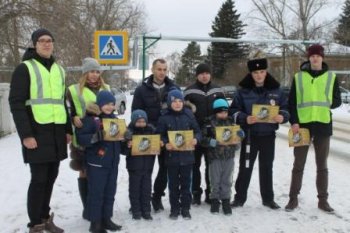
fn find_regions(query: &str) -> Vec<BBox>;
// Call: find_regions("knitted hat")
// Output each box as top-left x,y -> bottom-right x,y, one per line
96,90 -> 116,108
247,49 -> 268,72
131,109 -> 148,125
167,89 -> 184,107
307,44 -> 324,58
195,63 -> 211,76
31,28 -> 54,46
213,98 -> 229,114
82,57 -> 101,74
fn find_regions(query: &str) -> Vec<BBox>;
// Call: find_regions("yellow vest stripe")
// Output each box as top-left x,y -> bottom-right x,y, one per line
29,60 -> 44,99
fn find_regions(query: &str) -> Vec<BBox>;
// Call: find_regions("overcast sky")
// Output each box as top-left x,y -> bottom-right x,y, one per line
136,0 -> 344,59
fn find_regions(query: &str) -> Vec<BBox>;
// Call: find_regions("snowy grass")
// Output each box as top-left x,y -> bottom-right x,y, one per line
0,95 -> 349,233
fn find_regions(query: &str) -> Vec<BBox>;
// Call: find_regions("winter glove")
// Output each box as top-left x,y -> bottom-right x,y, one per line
209,139 -> 217,148
90,129 -> 104,143
124,130 -> 133,141
236,129 -> 245,139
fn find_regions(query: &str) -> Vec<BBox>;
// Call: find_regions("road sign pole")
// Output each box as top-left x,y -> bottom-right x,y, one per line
141,35 -> 161,80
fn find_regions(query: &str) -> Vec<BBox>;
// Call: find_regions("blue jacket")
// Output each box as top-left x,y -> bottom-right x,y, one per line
229,73 -> 289,136
123,124 -> 156,171
131,75 -> 179,125
75,104 -> 120,168
156,108 -> 202,166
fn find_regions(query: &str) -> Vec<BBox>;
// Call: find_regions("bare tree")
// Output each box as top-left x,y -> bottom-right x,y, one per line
249,0 -> 338,85
0,0 -> 147,83
251,0 -> 335,41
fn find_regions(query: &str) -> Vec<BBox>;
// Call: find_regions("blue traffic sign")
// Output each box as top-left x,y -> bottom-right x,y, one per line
94,31 -> 128,64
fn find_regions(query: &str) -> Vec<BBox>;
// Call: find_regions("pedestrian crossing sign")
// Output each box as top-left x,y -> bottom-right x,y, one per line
94,30 -> 128,65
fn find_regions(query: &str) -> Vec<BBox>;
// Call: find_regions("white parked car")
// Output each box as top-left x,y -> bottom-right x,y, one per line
111,87 -> 127,114
340,86 -> 350,104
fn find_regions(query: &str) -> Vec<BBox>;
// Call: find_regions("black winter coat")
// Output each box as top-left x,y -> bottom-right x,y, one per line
123,124 -> 156,171
184,81 -> 225,126
131,75 -> 179,125
288,61 -> 341,136
156,108 -> 202,166
8,48 -> 72,163
229,73 -> 289,136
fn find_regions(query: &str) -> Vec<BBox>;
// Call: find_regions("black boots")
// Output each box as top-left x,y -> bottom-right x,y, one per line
78,177 -> 88,219
222,199 -> 232,215
181,209 -> 191,220
89,222 -> 107,233
263,201 -> 281,210
192,191 -> 201,205
210,199 -> 220,214
230,199 -> 244,208
151,195 -> 164,212
103,218 -> 122,231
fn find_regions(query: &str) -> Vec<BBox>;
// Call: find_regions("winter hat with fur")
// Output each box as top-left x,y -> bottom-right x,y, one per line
247,49 -> 268,72
167,89 -> 184,107
82,57 -> 101,74
31,28 -> 54,46
213,98 -> 229,114
195,63 -> 211,76
96,90 -> 116,108
307,44 -> 324,58
131,109 -> 148,125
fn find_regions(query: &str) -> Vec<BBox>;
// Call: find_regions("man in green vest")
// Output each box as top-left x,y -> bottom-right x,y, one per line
9,28 -> 72,233
285,44 -> 341,213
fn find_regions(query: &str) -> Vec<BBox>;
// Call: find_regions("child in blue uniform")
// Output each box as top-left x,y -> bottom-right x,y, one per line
156,90 -> 201,220
124,109 -> 157,220
76,90 -> 122,233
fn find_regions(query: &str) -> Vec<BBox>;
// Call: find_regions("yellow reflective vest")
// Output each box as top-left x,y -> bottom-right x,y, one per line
24,59 -> 67,124
68,83 -> 110,147
68,84 -> 110,118
295,71 -> 335,123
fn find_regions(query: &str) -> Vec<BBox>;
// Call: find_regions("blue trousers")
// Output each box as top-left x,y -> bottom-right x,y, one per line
167,165 -> 192,213
86,164 -> 118,221
128,169 -> 152,215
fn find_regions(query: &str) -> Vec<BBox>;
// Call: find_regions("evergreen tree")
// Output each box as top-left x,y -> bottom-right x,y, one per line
209,0 -> 246,79
335,0 -> 350,46
175,41 -> 203,85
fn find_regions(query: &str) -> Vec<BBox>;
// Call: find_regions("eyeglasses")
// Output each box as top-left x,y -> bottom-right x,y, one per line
37,39 -> 54,44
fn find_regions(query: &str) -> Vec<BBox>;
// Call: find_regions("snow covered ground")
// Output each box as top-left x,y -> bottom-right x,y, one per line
0,94 -> 349,233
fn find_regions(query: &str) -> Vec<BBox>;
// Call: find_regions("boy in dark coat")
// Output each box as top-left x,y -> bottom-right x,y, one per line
76,90 -> 122,233
123,109 -> 157,220
229,50 -> 290,210
201,98 -> 245,215
156,90 -> 202,220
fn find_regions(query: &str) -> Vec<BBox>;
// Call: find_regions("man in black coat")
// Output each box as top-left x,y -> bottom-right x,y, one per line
131,58 -> 179,212
183,63 -> 225,205
9,28 -> 72,233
